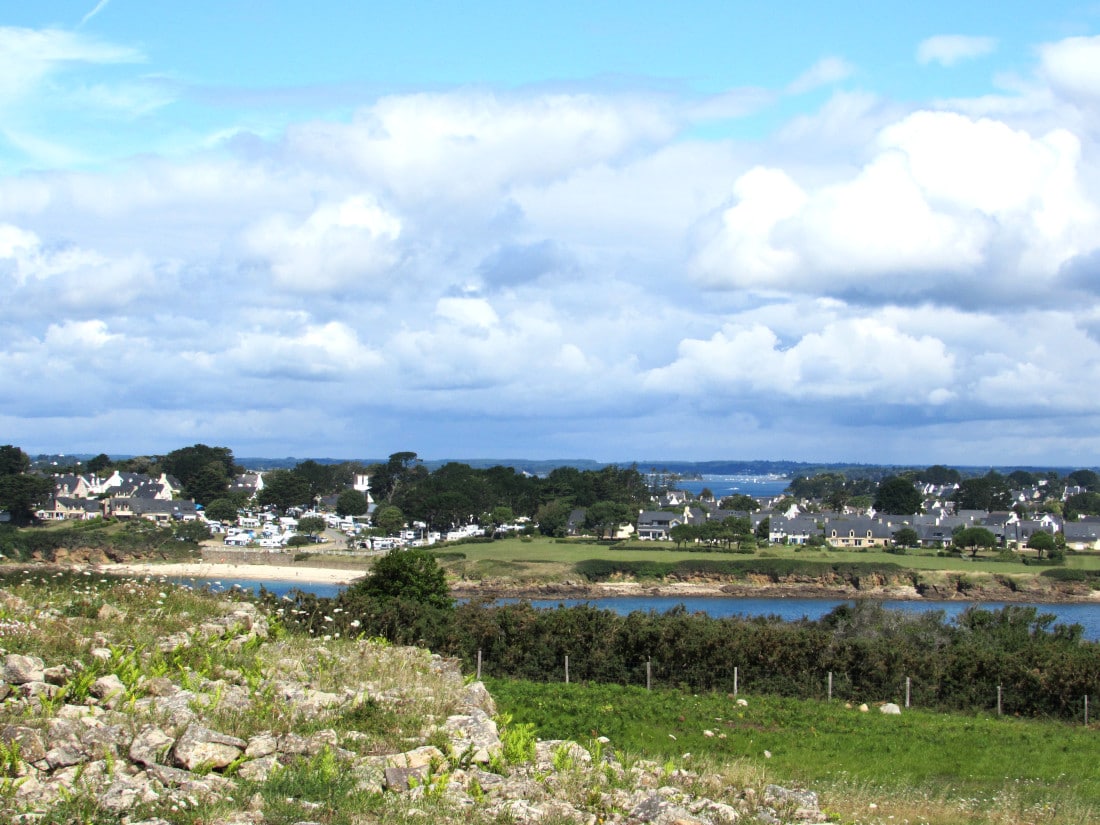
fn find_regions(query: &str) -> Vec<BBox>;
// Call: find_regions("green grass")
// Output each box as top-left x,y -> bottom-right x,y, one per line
443,535 -> 1100,574
488,678 -> 1099,825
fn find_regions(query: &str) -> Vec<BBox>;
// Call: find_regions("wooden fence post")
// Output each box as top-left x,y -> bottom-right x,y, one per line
997,685 -> 1002,717
734,666 -> 738,696
476,649 -> 482,680
906,677 -> 911,709
565,655 -> 569,684
827,671 -> 832,701
646,657 -> 652,691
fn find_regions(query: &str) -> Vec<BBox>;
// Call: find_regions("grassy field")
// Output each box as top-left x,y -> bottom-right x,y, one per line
488,677 -> 1100,825
432,535 -> 1100,581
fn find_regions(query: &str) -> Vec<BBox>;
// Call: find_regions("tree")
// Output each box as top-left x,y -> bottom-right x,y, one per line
256,469 -> 311,513
1064,492 -> 1100,520
921,465 -> 961,485
174,520 -> 211,544
754,516 -> 771,542
584,500 -> 633,539
1067,469 -> 1100,491
535,499 -> 572,538
0,445 -> 30,477
86,453 -> 112,475
874,477 -> 922,515
954,473 -> 1012,511
292,460 -> 337,499
0,473 -> 54,526
349,548 -> 452,609
187,462 -> 230,506
1026,530 -> 1057,560
953,526 -> 997,558
719,494 -> 760,512
296,516 -> 326,537
336,489 -> 369,518
374,505 -> 405,536
891,527 -> 919,551
203,498 -> 239,524
0,446 -> 52,526
161,444 -> 238,497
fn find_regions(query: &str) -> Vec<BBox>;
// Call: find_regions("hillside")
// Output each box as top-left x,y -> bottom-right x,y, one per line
0,570 -> 824,824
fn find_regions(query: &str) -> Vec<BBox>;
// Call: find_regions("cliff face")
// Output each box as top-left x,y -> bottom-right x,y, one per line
0,584 -> 826,825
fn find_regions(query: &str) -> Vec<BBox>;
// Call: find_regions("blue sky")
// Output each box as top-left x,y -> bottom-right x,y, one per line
3,1 -> 1100,464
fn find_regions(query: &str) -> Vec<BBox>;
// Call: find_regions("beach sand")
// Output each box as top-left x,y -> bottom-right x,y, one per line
96,561 -> 366,585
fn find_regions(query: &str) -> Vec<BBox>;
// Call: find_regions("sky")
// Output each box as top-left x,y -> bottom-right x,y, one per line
2,1 -> 1100,465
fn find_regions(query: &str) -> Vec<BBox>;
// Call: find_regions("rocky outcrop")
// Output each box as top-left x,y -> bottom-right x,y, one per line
0,591 -> 825,825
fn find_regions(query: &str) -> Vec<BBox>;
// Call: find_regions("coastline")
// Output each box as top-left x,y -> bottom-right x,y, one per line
70,560 -> 1100,604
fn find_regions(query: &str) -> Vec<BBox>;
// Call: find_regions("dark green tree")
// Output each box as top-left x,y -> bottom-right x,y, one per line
161,444 -> 238,494
292,460 -> 337,499
1026,530 -> 1056,560
187,462 -> 230,506
535,499 -> 573,537
296,516 -> 326,537
891,526 -> 919,550
584,500 -> 633,539
348,548 -> 452,609
256,469 -> 311,513
86,453 -> 112,475
203,498 -> 239,523
373,505 -> 405,536
0,473 -> 54,526
874,476 -> 922,515
336,489 -> 369,518
953,526 -> 997,558
1066,469 -> 1100,491
719,494 -> 760,512
0,445 -> 31,477
174,520 -> 211,544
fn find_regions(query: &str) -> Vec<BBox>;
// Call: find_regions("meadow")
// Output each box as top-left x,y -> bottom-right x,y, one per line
488,678 -> 1100,825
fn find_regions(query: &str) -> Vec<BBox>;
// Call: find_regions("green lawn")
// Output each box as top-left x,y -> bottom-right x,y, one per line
489,678 -> 1100,825
441,535 -> 1100,575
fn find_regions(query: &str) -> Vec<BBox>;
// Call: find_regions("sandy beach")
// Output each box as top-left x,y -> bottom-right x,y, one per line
96,561 -> 367,585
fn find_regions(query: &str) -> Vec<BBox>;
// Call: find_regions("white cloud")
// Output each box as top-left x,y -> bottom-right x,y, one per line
287,91 -> 678,204
245,195 -> 402,291
693,109 -> 1100,300
644,316 -> 955,404
1039,35 -> 1100,102
916,35 -> 997,67
0,27 -> 140,102
788,57 -> 856,94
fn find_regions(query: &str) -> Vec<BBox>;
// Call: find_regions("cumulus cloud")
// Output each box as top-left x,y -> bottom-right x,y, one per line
245,195 -> 402,291
916,35 -> 997,67
644,317 -> 955,405
1039,35 -> 1100,102
286,91 -> 678,204
693,109 -> 1100,303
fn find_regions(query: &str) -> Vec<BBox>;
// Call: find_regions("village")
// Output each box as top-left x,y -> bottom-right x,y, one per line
29,464 -> 1100,555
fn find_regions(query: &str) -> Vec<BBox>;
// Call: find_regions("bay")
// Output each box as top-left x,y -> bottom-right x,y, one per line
672,474 -> 790,500
172,576 -> 1100,640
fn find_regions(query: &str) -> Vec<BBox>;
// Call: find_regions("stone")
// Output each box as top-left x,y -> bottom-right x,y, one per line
170,724 -> 246,772
880,703 -> 902,715
129,725 -> 175,767
90,674 -> 128,707
3,654 -> 44,685
462,680 -> 497,715
444,709 -> 501,763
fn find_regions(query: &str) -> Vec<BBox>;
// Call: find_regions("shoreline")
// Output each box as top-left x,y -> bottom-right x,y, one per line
73,560 -> 1100,604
